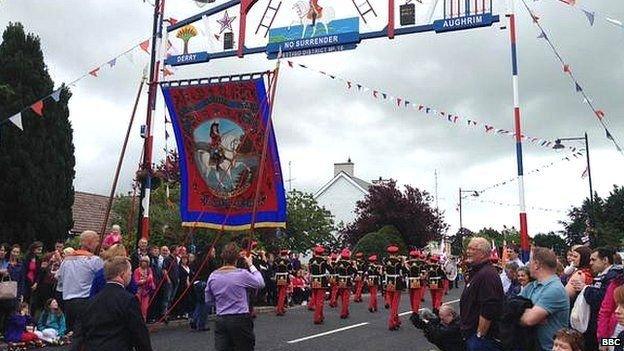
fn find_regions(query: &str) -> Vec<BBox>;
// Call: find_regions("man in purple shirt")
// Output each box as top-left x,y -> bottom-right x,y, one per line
206,243 -> 265,351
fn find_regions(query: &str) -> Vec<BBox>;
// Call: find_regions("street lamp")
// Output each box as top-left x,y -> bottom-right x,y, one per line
458,188 -> 480,232
553,132 -> 593,204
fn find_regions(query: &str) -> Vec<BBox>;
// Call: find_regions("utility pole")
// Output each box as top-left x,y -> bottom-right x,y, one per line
137,0 -> 164,243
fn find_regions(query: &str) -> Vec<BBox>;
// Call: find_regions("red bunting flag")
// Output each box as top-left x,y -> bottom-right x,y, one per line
563,64 -> 571,73
418,105 -> 424,111
485,125 -> 494,132
167,17 -> 178,25
373,90 -> 378,98
396,98 -> 402,106
31,100 -> 44,116
163,68 -> 174,77
89,68 -> 100,77
558,0 -> 575,5
139,40 -> 150,54
287,61 -> 293,68
595,110 -> 605,120
531,13 -> 540,23
346,81 -> 352,89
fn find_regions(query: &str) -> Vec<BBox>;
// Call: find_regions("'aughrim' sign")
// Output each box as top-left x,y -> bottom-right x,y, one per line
433,13 -> 494,33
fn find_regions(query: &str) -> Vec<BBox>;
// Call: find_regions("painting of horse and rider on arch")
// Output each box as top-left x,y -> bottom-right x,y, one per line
165,0 -> 497,65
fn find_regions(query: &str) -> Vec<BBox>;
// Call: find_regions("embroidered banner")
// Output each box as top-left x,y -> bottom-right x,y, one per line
161,78 -> 286,230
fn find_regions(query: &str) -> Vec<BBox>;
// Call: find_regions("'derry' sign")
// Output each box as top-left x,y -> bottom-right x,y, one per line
267,17 -> 360,59
433,13 -> 495,33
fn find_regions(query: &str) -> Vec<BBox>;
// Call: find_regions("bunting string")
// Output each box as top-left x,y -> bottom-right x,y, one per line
475,152 -> 584,195
522,0 -> 624,155
284,60 -> 580,154
0,35 -> 170,131
550,0 -> 624,30
464,197 -> 567,214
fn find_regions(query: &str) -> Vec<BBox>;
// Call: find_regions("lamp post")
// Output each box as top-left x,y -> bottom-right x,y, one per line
459,188 -> 480,232
553,132 -> 593,204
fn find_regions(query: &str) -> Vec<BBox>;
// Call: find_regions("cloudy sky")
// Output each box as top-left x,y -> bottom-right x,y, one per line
1,0 -> 622,238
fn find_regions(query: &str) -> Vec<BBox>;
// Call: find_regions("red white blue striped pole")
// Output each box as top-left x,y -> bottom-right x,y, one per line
508,0 -> 530,262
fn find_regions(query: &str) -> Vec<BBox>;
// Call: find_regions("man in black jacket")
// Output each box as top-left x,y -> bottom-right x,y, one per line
82,256 -> 152,351
411,305 -> 463,351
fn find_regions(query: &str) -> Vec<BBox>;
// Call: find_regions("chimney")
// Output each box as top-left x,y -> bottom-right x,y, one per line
334,157 -> 354,177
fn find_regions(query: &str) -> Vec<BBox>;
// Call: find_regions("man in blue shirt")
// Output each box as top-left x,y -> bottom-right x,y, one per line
519,247 -> 570,351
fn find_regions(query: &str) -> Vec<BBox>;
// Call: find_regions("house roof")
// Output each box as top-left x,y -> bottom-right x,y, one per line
313,171 -> 372,199
71,191 -> 114,234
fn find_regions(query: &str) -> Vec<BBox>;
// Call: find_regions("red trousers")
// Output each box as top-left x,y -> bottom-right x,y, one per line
384,288 -> 392,307
409,288 -> 425,313
329,283 -> 339,307
387,290 -> 401,329
21,332 -> 38,342
430,288 -> 444,310
276,285 -> 287,315
443,279 -> 449,294
338,288 -> 350,318
354,280 -> 364,302
311,288 -> 325,323
368,285 -> 378,311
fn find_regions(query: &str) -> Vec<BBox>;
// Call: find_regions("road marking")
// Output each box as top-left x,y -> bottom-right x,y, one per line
398,298 -> 461,316
286,322 -> 370,344
287,299 -> 461,344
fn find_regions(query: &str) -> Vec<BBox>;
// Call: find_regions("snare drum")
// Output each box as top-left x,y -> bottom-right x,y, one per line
428,277 -> 441,290
409,277 -> 421,289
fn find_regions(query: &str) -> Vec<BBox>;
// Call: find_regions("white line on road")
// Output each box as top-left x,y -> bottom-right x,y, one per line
287,298 -> 461,344
287,322 -> 370,344
398,298 -> 461,317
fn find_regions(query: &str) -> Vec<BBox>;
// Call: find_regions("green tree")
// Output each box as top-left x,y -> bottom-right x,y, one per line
0,23 -> 75,248
275,190 -> 336,254
342,180 -> 448,248
354,227 -> 407,259
533,232 -> 567,256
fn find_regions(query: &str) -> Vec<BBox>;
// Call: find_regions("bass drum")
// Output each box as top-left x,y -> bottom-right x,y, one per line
443,258 -> 458,281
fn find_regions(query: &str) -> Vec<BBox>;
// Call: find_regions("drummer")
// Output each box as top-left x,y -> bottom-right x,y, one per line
426,255 -> 445,314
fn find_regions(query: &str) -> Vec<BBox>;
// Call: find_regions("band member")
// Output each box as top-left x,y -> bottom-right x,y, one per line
353,252 -> 366,303
335,249 -> 357,319
426,255 -> 445,313
328,253 -> 340,308
366,255 -> 381,313
308,245 -> 329,324
274,249 -> 291,316
384,245 -> 406,330
406,250 -> 426,316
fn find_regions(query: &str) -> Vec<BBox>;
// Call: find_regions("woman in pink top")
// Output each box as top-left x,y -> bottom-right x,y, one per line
24,242 -> 43,306
102,225 -> 123,250
133,256 -> 155,321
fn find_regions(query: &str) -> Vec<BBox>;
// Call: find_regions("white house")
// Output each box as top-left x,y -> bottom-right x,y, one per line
314,159 -> 374,234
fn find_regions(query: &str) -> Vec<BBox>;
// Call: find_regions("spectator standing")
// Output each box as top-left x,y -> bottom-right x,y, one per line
504,262 -> 521,299
190,246 -> 216,332
519,247 -> 570,351
500,245 -> 524,294
459,237 -> 504,351
57,230 -> 104,350
90,244 -> 136,297
565,246 -> 593,298
82,257 -> 152,351
516,266 -> 533,292
102,224 -> 123,250
134,256 -> 155,321
131,238 -> 149,271
23,242 -> 43,306
8,245 -> 25,303
0,243 -> 14,333
32,253 -> 56,318
157,246 -> 178,322
174,254 -> 192,318
572,247 -> 623,350
206,243 -> 265,351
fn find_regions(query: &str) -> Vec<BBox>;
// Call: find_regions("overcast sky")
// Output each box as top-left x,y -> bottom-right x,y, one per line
1,0 -> 622,238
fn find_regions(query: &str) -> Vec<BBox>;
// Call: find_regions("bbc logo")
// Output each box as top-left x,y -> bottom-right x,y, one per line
601,338 -> 622,346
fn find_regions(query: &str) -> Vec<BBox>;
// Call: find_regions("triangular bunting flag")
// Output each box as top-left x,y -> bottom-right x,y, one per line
418,105 -> 424,111
163,68 -> 174,77
89,67 -> 100,77
575,83 -> 582,92
563,64 -> 571,73
329,75 -> 335,79
425,107 -> 431,113
453,116 -> 459,123
8,113 -> 23,130
582,10 -> 595,26
168,17 -> 178,25
595,110 -> 605,120
165,130 -> 170,140
299,64 -> 307,68
381,93 -> 387,99
287,61 -> 294,68
139,40 -> 150,54
531,13 -> 540,23
397,98 -> 402,106
107,58 -> 117,67
606,129 -> 614,140
31,100 -> 44,116
51,89 -> 62,102
537,32 -> 547,39
606,18 -> 624,28
347,81 -> 352,89
404,100 -> 410,107
373,90 -> 378,98
356,84 -> 362,90
485,125 -> 494,132
126,51 -> 135,64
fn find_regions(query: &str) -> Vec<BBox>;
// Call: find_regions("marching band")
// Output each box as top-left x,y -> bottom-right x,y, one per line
268,244 -> 459,327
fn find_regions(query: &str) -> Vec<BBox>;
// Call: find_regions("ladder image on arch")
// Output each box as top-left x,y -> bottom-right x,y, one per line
255,0 -> 282,37
351,0 -> 377,24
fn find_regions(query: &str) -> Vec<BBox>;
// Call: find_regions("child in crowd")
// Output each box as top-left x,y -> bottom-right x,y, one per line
552,328 -> 584,351
4,303 -> 43,348
35,298 -> 66,345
